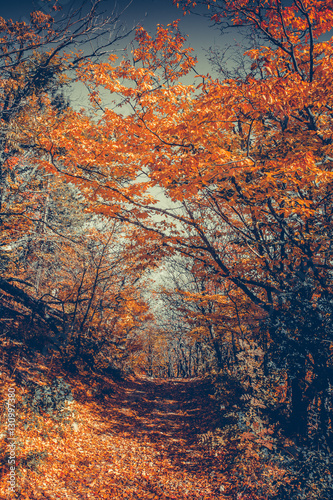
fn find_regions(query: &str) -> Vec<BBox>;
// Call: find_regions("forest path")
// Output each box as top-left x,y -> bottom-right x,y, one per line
76,375 -> 227,499
19,375 -> 229,499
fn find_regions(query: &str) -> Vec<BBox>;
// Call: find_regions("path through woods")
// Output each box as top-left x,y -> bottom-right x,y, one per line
87,376 -> 227,499
18,376 -> 229,499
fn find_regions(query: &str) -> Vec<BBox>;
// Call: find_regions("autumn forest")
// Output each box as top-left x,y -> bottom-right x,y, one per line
0,0 -> 333,498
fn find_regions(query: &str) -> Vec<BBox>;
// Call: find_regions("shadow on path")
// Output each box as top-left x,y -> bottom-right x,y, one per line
93,376 -> 224,484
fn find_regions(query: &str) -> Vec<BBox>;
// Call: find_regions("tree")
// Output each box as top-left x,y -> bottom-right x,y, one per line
0,0 -> 135,348
58,1 -> 333,444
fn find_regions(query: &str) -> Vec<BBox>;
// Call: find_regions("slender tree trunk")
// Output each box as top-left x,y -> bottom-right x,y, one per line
290,371 -> 308,442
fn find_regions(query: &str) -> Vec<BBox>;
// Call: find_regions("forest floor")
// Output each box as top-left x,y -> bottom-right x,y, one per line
1,372 -> 232,499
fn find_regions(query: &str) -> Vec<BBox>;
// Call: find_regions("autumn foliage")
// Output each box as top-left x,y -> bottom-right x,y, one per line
1,0 -> 333,499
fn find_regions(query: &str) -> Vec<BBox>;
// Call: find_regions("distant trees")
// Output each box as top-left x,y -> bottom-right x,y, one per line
156,254 -> 249,376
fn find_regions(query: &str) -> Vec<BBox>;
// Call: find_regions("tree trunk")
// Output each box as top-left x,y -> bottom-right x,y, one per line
290,374 -> 308,442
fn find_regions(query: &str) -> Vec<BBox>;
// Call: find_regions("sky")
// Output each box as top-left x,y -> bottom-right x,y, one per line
1,0 -> 236,75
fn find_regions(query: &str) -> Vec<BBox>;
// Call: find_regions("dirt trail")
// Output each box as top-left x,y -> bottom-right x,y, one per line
15,375 -> 228,499
104,376 -> 219,445
86,375 -> 226,499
